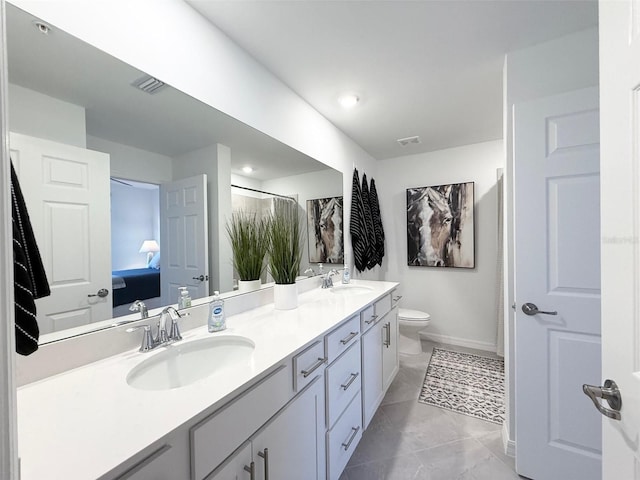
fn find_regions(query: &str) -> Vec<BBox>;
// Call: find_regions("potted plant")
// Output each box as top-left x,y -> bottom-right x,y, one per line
226,211 -> 270,292
267,198 -> 304,309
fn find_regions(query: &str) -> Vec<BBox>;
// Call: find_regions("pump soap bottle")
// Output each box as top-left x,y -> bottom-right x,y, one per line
208,291 -> 226,332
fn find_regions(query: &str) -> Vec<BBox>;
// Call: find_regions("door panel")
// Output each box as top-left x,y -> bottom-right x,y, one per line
9,133 -> 111,334
513,88 -> 601,479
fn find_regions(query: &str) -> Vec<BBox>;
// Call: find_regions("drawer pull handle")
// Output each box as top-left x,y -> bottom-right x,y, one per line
365,315 -> 378,325
340,331 -> 358,345
392,295 -> 403,303
258,448 -> 269,480
341,372 -> 360,391
301,357 -> 326,378
342,426 -> 361,451
244,461 -> 255,480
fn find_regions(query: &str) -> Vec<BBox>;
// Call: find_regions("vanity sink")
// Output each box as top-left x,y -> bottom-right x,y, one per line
126,335 -> 255,391
330,284 -> 374,295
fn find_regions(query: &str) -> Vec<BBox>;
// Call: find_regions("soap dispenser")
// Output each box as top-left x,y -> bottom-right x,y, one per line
208,291 -> 226,333
178,286 -> 191,309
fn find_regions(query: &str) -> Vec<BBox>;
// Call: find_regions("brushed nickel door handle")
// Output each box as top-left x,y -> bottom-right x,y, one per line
88,288 -> 109,298
522,302 -> 557,316
583,379 -> 622,420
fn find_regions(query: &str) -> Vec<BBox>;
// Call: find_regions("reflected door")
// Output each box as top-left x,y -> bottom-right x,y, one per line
514,87 -> 601,479
9,132 -> 112,334
160,174 -> 209,305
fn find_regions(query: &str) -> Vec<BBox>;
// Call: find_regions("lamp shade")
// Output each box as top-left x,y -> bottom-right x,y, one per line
139,240 -> 160,253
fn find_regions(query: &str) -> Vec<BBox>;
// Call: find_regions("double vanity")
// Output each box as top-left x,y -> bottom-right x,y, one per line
17,279 -> 400,480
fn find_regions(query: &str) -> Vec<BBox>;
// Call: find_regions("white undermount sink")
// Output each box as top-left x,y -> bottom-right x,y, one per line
126,335 -> 255,391
329,284 -> 374,295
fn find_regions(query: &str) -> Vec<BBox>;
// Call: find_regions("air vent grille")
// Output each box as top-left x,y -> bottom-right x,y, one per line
397,135 -> 421,147
132,75 -> 166,95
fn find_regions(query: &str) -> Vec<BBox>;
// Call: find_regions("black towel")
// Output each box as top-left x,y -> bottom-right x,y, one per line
369,178 -> 385,266
349,168 -> 368,272
361,173 -> 377,270
12,162 -> 50,356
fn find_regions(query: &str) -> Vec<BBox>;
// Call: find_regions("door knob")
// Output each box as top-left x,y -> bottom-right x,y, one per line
583,379 -> 622,420
192,274 -> 208,281
88,288 -> 109,298
521,302 -> 557,316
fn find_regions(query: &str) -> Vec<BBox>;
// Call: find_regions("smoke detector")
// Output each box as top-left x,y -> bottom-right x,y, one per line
397,136 -> 421,147
131,75 -> 167,95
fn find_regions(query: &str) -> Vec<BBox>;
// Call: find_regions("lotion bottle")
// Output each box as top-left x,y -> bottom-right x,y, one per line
208,291 -> 226,332
342,265 -> 351,284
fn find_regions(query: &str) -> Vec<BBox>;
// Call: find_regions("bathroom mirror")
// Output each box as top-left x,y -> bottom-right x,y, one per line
6,4 -> 343,343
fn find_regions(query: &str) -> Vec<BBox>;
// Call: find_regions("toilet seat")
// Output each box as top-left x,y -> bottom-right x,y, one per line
398,308 -> 430,321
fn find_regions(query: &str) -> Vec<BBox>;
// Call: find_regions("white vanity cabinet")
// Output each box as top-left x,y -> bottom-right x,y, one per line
360,291 -> 400,429
210,377 -> 325,480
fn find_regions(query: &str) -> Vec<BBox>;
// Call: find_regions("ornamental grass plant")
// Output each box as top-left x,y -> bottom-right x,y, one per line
267,198 -> 304,285
226,211 -> 270,282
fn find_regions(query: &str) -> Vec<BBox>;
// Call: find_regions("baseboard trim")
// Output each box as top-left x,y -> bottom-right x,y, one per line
419,332 -> 497,353
502,422 -> 516,458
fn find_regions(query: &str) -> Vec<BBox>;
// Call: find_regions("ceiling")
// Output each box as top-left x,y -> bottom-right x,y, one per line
187,0 -> 599,160
6,4 -> 326,181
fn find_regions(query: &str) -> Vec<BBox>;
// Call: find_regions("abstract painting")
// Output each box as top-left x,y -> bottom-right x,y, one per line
406,182 -> 475,268
307,196 -> 344,263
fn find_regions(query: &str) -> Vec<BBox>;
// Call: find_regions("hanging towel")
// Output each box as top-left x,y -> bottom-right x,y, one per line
369,178 -> 385,267
11,161 -> 50,356
350,168 -> 368,272
361,173 -> 377,270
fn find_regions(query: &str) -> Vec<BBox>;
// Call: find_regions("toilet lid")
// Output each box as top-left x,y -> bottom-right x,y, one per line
398,308 -> 430,321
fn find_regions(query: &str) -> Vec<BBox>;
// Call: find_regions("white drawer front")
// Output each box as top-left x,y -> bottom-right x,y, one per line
326,392 -> 363,480
359,304 -> 378,333
326,340 -> 361,428
292,340 -> 326,392
374,294 -> 392,320
190,364 -> 291,480
325,315 -> 360,364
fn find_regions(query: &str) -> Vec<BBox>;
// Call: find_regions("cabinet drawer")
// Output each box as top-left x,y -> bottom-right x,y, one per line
360,305 -> 378,333
292,340 -> 326,392
374,294 -> 392,320
325,315 -> 360,363
190,364 -> 291,480
326,392 -> 363,480
326,340 -> 361,428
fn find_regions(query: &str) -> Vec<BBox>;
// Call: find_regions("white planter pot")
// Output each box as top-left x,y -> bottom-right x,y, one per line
237,279 -> 261,293
274,283 -> 298,310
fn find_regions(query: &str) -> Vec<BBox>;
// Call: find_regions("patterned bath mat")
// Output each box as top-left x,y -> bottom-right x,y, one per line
418,347 -> 505,424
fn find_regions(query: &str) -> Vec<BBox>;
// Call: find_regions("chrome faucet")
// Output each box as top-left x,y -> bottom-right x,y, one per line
127,306 -> 184,352
304,267 -> 315,277
321,269 -> 339,289
129,300 -> 148,319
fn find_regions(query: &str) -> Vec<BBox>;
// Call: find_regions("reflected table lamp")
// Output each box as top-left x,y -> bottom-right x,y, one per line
139,240 -> 160,266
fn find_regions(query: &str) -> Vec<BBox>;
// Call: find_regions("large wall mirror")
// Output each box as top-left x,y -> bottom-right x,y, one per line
6,4 -> 343,343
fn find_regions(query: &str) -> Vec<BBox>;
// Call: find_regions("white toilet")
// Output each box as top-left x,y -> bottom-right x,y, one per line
398,308 -> 431,355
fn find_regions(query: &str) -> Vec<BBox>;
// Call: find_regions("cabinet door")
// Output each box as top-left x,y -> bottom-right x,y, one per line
208,443 -> 252,480
252,377 -> 325,480
361,319 -> 383,429
382,306 -> 399,391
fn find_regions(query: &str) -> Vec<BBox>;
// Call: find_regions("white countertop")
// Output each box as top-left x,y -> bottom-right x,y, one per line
17,280 -> 398,480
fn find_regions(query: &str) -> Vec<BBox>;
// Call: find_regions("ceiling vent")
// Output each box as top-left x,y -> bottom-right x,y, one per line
131,75 -> 166,95
397,136 -> 421,147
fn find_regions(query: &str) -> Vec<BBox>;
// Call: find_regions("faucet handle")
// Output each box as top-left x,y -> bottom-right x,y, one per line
126,324 -> 156,352
129,300 -> 149,319
168,311 -> 185,342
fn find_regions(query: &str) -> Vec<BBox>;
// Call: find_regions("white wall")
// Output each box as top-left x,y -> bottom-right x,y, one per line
110,182 -> 159,270
8,83 -> 85,147
503,26 -> 599,451
9,0 -> 380,275
263,168 -> 344,275
87,135 -> 173,184
378,140 -> 503,350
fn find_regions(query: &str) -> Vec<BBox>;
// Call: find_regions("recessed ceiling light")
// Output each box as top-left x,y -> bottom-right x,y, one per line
33,21 -> 52,35
242,166 -> 254,174
338,94 -> 359,109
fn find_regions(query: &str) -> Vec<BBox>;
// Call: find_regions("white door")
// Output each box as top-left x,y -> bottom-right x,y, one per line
514,87 -> 601,479
599,1 -> 640,476
9,133 -> 112,334
160,174 -> 209,305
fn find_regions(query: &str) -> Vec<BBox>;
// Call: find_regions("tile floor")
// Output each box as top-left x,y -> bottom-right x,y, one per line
340,340 -> 523,480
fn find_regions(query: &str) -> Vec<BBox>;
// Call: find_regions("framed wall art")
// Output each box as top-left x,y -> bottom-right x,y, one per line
406,182 -> 475,268
307,196 -> 344,264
